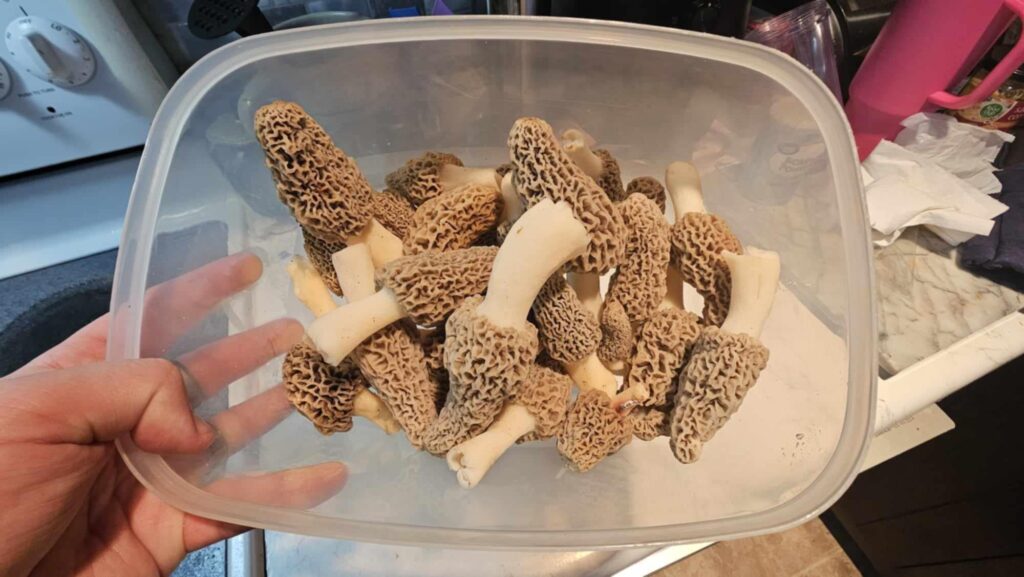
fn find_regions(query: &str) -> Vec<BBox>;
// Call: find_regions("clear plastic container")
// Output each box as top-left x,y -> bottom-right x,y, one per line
109,17 -> 876,548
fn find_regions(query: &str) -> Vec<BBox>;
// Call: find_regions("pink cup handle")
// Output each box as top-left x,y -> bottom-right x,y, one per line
928,0 -> 1024,109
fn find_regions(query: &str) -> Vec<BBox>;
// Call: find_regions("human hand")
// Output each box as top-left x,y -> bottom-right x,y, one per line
0,252 -> 346,577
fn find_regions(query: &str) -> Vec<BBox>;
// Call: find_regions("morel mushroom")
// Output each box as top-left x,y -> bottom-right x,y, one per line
561,128 -> 626,202
333,244 -> 442,449
421,197 -> 590,454
283,342 -> 399,434
370,189 -> 415,239
306,246 -> 498,365
301,226 -> 346,296
531,273 -> 600,368
254,101 -> 403,268
446,364 -> 572,488
626,176 -> 667,214
607,193 -> 671,326
666,161 -> 742,327
596,297 -> 634,371
670,248 -> 779,463
557,388 -> 632,472
403,183 -> 503,255
286,256 -> 337,318
386,151 -> 500,207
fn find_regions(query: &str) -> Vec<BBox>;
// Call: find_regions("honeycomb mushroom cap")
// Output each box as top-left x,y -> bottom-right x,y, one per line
593,148 -> 626,202
385,151 -> 463,207
508,117 -> 625,274
380,246 -> 498,327
254,101 -> 373,243
531,274 -> 600,365
419,328 -> 449,399
669,213 -> 742,327
403,183 -> 503,255
495,162 -> 514,178
629,307 -> 701,408
301,227 -> 346,296
371,190 -> 415,239
282,341 -> 366,434
597,298 -> 634,365
514,364 -> 573,442
626,176 -> 667,214
422,296 -> 540,454
355,322 -> 439,448
670,326 -> 769,463
607,194 -> 671,325
557,388 -> 631,472
628,407 -> 669,441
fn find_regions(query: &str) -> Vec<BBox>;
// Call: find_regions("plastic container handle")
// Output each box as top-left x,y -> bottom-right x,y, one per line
928,0 -> 1024,109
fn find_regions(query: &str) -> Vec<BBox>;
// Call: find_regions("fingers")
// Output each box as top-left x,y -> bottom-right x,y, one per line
175,319 -> 303,400
2,359 -> 214,454
180,462 -> 347,552
140,252 -> 264,357
209,385 -> 293,454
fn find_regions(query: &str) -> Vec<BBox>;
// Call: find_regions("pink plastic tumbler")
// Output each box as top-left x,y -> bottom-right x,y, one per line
845,0 -> 1024,160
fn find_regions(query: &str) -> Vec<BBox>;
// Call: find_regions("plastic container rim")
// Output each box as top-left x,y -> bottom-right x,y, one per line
109,16 -> 877,549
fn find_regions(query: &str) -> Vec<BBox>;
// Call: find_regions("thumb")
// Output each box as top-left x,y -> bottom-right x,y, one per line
1,359 -> 215,454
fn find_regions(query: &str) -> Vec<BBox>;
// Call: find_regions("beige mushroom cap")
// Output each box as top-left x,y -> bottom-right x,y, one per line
380,246 -> 498,327
403,183 -> 503,255
629,307 -> 701,408
419,328 -> 449,407
608,194 -> 671,325
669,326 -> 769,463
628,407 -> 669,441
593,149 -> 626,202
626,176 -> 667,215
557,388 -> 631,472
495,162 -> 514,179
282,341 -> 367,434
514,364 -> 574,442
670,213 -> 742,327
370,190 -> 415,239
508,117 -> 625,275
355,322 -> 440,448
422,296 -> 540,454
301,227 -> 346,296
254,101 -> 373,243
385,151 -> 464,207
532,274 -> 600,365
596,298 -> 634,366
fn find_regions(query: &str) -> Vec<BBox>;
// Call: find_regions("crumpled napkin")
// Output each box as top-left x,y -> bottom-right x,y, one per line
863,139 -> 1009,247
894,113 -> 1014,195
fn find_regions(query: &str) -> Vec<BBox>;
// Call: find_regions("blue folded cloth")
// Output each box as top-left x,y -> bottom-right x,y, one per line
960,167 -> 1024,275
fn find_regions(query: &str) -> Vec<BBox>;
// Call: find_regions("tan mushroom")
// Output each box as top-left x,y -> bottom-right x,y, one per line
627,407 -> 669,441
282,341 -> 400,434
286,256 -> 337,318
418,327 -> 449,409
421,197 -> 591,454
386,151 -> 500,207
301,227 -> 346,296
495,171 -> 526,243
670,248 -> 779,463
254,101 -> 403,268
607,193 -> 671,326
531,274 -> 600,367
370,189 -> 415,239
596,297 -> 634,371
562,128 -> 626,202
446,364 -> 572,488
626,176 -> 667,214
557,388 -> 632,472
332,244 -> 443,449
403,183 -> 503,255
306,246 -> 498,365
666,161 -> 742,327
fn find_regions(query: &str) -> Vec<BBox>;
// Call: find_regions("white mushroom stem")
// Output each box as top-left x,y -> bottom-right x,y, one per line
438,164 -> 500,190
666,161 -> 705,219
286,257 -> 336,318
305,287 -> 406,366
286,252 -> 400,434
720,248 -> 780,339
566,354 -> 619,398
499,171 -> 524,224
332,244 -> 376,301
475,198 -> 589,329
350,217 -> 404,269
446,404 -> 536,489
562,129 -> 604,180
660,265 -> 685,311
567,271 -> 602,319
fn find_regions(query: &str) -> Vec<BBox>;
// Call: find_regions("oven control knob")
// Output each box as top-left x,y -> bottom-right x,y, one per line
0,58 -> 11,100
5,17 -> 95,88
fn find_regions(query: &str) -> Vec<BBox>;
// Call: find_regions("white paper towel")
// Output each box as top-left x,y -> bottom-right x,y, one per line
863,140 -> 1008,246
894,113 -> 1013,195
